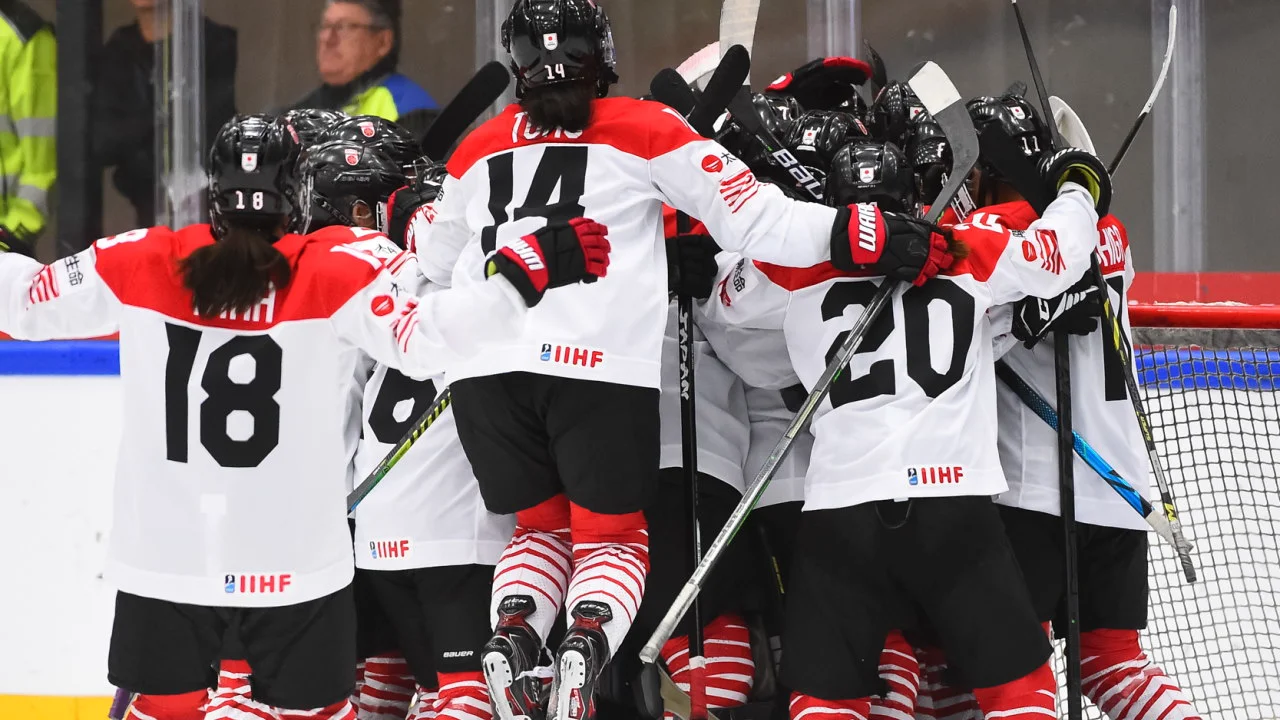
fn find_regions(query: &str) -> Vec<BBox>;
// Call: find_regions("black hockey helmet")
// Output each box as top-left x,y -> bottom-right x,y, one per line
283,108 -> 347,148
321,115 -> 420,171
502,0 -> 618,99
298,140 -> 408,233
716,92 -> 804,174
825,140 -> 917,214
967,93 -> 1051,172
208,114 -> 302,239
786,109 -> 872,186
867,81 -> 926,146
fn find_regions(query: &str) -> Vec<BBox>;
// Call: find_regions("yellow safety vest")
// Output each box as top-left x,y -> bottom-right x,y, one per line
0,3 -> 55,239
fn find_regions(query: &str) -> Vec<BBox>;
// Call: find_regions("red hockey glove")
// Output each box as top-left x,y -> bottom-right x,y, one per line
767,57 -> 873,111
830,204 -> 954,286
486,217 -> 611,307
0,225 -> 34,258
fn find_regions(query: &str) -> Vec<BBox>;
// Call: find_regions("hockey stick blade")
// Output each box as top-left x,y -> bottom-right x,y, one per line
420,61 -> 511,161
726,88 -> 825,202
347,386 -> 453,512
994,361 -> 1183,550
1110,4 -> 1177,175
1010,0 -> 1065,149
865,41 -> 888,97
906,62 -> 980,223
719,0 -> 761,84
689,45 -> 751,136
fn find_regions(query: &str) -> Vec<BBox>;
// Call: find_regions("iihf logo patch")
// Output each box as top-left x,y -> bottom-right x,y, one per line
241,152 -> 259,172
543,33 -> 559,50
907,467 -> 919,486
224,574 -> 236,593
359,121 -> 376,137
540,343 -> 553,361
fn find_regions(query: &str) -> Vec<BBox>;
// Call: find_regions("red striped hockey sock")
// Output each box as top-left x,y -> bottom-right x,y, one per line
789,693 -> 872,720
972,661 -> 1056,720
912,646 -> 980,720
871,630 -> 919,720
492,494 -> 573,644
202,659 -> 254,720
277,700 -> 358,720
125,690 -> 208,720
565,503 -> 649,656
354,659 -> 367,707
408,686 -> 439,720
1080,628 -> 1202,720
433,671 -> 492,720
358,653 -> 416,720
660,613 -> 757,719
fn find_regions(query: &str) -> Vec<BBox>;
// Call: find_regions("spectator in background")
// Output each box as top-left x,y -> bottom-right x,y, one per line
92,0 -> 237,227
295,0 -> 439,137
0,0 -> 56,250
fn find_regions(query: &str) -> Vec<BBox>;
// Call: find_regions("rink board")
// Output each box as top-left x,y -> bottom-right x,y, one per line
1,340 -> 1276,718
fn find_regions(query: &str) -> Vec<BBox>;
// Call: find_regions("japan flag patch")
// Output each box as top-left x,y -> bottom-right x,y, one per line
241,153 -> 259,172
543,33 -> 559,50
359,121 -> 376,138
859,166 -> 876,183
1011,106 -> 1026,120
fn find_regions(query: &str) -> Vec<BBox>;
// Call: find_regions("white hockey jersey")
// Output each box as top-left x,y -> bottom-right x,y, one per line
657,300 -> 749,491
354,261 -> 516,570
0,224 -> 527,607
989,207 -> 1151,531
744,385 -> 811,508
704,186 -> 1100,511
418,98 -> 840,390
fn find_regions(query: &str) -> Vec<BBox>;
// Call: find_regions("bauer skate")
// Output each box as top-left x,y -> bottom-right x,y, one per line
548,601 -> 612,720
484,595 -> 550,720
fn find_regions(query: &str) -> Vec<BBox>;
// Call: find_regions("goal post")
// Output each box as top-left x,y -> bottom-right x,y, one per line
1051,302 -> 1280,719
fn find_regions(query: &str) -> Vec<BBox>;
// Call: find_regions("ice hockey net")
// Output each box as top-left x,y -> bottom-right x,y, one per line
1049,303 -> 1280,719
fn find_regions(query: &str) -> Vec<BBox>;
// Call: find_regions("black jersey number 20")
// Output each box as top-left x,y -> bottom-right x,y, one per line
164,324 -> 283,468
821,280 -> 976,406
481,145 -> 588,254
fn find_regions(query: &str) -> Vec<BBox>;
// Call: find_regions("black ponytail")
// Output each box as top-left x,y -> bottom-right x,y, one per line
181,223 -> 292,319
520,77 -> 596,134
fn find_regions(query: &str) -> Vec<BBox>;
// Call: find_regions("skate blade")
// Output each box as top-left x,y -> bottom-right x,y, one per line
484,650 -> 526,720
554,648 -> 589,720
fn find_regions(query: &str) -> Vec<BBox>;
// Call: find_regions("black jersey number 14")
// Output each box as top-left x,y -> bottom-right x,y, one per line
164,324 -> 283,468
481,145 -> 588,254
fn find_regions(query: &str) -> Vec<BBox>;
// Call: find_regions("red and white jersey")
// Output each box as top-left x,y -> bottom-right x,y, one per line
418,98 -> 840,389
657,300 -> 750,491
989,207 -> 1150,530
0,224 -> 526,607
354,262 -> 516,570
704,186 -> 1100,511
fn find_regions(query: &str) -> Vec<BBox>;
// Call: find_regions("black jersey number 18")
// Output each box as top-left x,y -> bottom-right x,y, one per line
164,324 -> 283,468
481,145 -> 588,254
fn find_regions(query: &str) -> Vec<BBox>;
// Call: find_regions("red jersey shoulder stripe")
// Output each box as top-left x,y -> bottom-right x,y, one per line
752,260 -> 877,291
447,97 -> 703,179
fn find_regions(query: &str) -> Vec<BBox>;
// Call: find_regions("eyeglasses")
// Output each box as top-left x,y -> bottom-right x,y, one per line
316,21 -> 385,38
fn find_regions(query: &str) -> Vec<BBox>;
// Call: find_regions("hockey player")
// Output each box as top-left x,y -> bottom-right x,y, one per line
283,108 -> 348,147
322,114 -> 422,173
705,113 -> 1114,720
981,96 -> 1204,720
0,114 -> 611,720
413,3 -> 956,720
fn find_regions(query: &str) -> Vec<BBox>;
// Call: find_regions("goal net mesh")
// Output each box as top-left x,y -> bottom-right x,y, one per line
1049,309 -> 1280,719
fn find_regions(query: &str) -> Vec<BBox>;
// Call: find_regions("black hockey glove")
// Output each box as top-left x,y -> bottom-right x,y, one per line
831,204 -> 954,286
667,233 -> 722,299
486,217 -> 611,307
766,56 -> 873,111
1011,271 -> 1103,348
0,225 -> 34,258
1040,147 -> 1113,217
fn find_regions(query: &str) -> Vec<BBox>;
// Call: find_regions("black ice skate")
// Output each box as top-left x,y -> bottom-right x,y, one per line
484,595 -> 551,720
548,601 -> 613,720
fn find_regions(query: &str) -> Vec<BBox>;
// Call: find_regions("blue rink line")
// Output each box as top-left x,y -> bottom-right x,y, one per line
2,340 -> 1279,388
0,340 -> 121,375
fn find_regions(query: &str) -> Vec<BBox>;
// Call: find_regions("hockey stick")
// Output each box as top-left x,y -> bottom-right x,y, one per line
638,57 -> 979,676
108,688 -> 133,720
719,0 -> 762,85
678,222 -> 708,718
725,84 -> 825,202
1008,3 -> 1081,716
419,61 -> 511,161
346,386 -> 452,512
1110,5 -> 1178,176
994,360 -> 1181,547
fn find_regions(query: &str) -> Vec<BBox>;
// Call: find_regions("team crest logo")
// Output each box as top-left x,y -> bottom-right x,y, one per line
909,106 -> 923,119
241,152 -> 259,172
345,149 -> 360,166
543,33 -> 559,50
859,166 -> 876,183
801,128 -> 818,147
1010,106 -> 1026,120
359,121 -> 376,138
